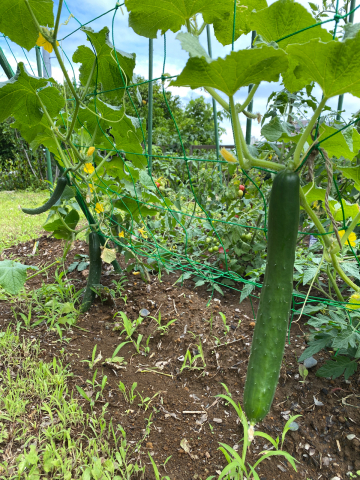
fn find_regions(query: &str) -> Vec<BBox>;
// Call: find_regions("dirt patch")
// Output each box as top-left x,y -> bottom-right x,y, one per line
0,235 -> 359,479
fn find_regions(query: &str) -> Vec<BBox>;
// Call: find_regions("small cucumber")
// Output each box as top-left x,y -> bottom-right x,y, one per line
244,169 -> 299,426
22,176 -> 68,215
80,232 -> 102,313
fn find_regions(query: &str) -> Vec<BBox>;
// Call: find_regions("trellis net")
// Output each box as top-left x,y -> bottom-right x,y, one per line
1,0 -> 360,327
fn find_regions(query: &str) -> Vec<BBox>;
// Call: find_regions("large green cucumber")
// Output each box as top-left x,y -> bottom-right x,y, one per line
22,176 -> 68,215
80,232 -> 102,313
244,169 -> 299,426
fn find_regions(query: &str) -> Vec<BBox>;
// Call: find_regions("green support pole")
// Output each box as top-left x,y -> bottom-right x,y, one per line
246,31 -> 256,145
35,46 -> 42,78
0,46 -> 14,79
35,46 -> 53,187
148,39 -> 154,175
336,0 -> 356,121
206,25 -> 221,182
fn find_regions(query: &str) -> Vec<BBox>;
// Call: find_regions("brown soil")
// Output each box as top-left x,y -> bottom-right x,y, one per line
1,235 -> 360,480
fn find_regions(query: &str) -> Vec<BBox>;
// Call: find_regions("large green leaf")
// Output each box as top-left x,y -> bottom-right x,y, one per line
0,63 -> 64,127
43,210 -> 80,240
261,116 -> 293,142
176,32 -> 211,61
125,0 -> 232,38
285,33 -> 360,98
0,0 -> 54,51
0,260 -> 37,295
249,0 -> 331,48
12,117 -> 59,155
114,197 -> 158,218
212,0 -> 267,46
337,165 -> 360,191
318,125 -> 360,160
302,183 -> 326,204
329,199 -> 359,221
170,45 -> 288,96
73,27 -> 135,101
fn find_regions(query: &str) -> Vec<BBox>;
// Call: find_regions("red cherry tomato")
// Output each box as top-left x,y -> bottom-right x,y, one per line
234,214 -> 239,218
155,182 -> 160,188
239,185 -> 245,191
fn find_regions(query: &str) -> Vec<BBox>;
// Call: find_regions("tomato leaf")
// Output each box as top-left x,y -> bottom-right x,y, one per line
170,46 -> 288,96
0,0 -> 54,51
316,356 -> 358,380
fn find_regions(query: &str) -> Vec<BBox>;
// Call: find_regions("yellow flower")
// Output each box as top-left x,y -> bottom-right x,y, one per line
89,183 -> 94,193
36,32 -> 59,54
87,146 -> 95,156
220,148 -> 237,163
346,293 -> 360,310
118,231 -> 125,238
84,163 -> 95,174
268,154 -> 273,160
138,227 -> 148,238
95,203 -> 104,214
132,271 -> 140,275
338,230 -> 357,247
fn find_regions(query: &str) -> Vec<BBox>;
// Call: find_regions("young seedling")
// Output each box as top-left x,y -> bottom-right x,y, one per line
219,312 -> 230,335
149,312 -> 177,335
119,381 -> 138,404
299,363 -> 309,383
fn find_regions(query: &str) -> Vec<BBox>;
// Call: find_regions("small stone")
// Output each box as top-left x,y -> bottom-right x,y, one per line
139,308 -> 150,317
146,442 -> 153,449
277,465 -> 287,473
338,416 -> 346,423
323,457 -> 330,466
330,477 -> 341,480
213,418 -> 222,424
321,388 -> 329,395
304,356 -> 317,369
249,322 -> 255,328
347,434 -> 356,440
288,421 -> 299,431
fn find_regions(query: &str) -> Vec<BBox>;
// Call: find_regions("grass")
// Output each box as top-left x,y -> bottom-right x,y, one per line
0,327 -> 148,479
0,190 -> 50,252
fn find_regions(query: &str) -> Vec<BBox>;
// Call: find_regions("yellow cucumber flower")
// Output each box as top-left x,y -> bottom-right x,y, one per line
36,32 -> 59,54
118,231 -> 125,238
220,148 -> 237,163
346,293 -> 360,310
95,203 -> 104,214
84,163 -> 95,174
338,229 -> 357,247
138,227 -> 148,238
89,183 -> 94,193
87,146 -> 96,156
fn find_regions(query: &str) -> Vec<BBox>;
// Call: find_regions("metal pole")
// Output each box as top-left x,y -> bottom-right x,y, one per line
35,46 -> 42,77
148,39 -> 153,175
0,46 -> 14,79
206,25 -> 221,182
336,0 -> 356,121
38,47 -> 53,186
246,31 -> 256,145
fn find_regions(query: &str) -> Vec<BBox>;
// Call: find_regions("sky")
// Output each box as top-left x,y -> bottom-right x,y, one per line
1,0 -> 360,144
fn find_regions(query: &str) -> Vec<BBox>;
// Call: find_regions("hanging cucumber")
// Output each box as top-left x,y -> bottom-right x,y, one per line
244,169 -> 299,428
22,176 -> 68,215
80,232 -> 102,312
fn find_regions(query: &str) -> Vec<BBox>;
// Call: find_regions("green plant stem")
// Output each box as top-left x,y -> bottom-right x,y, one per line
300,187 -> 359,292
80,58 -> 97,101
27,260 -> 60,281
197,22 -> 207,35
327,265 -> 344,302
205,87 -> 230,112
332,210 -> 360,253
53,42 -> 79,101
242,110 -> 258,120
58,215 -> 97,234
237,84 -> 259,114
24,0 -> 42,36
229,96 -> 246,169
293,97 -> 328,168
66,102 -> 80,142
53,0 -> 64,39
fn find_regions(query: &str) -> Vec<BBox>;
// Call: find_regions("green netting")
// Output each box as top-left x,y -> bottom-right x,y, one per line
1,0 -> 360,324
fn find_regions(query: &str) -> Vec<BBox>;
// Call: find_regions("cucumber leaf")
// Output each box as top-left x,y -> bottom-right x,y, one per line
170,46 -> 288,96
0,260 -> 37,295
338,165 -> 360,190
73,27 -> 135,102
249,0 -> 332,48
0,63 -> 64,126
285,33 -> 360,98
318,125 -> 360,160
0,0 -> 54,51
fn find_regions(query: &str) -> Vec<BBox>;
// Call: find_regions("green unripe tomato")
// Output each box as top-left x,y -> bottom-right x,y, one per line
213,245 -> 219,251
206,237 -> 212,244
208,247 -> 214,253
216,241 -> 220,246
238,189 -> 244,198
245,233 -> 252,241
